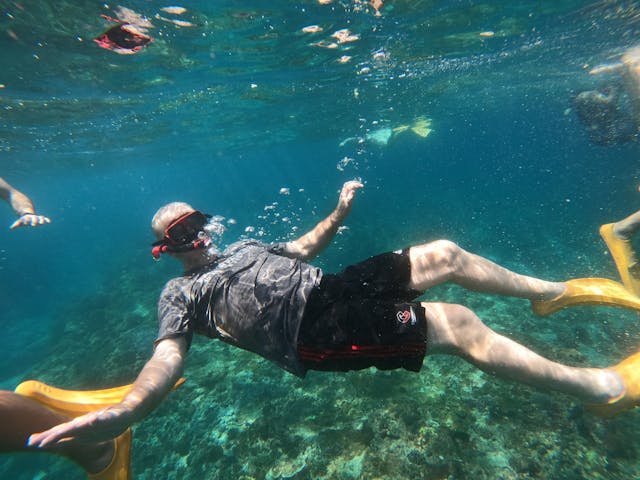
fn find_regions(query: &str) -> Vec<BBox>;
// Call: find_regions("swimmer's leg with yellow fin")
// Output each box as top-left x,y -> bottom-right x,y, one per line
13,378 -> 184,480
588,351 -> 640,417
583,214 -> 640,415
531,277 -> 640,316
532,211 -> 640,315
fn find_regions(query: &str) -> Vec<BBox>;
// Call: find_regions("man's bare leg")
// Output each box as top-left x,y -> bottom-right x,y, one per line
408,240 -> 564,301
0,390 -> 114,474
612,210 -> 640,240
601,210 -> 640,296
408,240 -> 640,315
423,302 -> 625,404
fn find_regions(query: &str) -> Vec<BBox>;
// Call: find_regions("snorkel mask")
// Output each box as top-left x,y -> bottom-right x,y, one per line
151,210 -> 212,260
94,14 -> 153,55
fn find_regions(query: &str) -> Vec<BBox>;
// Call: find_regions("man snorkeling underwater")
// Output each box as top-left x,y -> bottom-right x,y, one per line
6,181 -> 640,479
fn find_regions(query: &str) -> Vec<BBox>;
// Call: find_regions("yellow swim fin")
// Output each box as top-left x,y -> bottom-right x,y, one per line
14,378 -> 185,418
392,124 -> 410,135
15,378 -> 185,480
410,116 -> 432,138
531,278 -> 640,316
588,351 -> 640,417
88,428 -> 132,480
600,223 -> 640,296
15,382 -> 134,418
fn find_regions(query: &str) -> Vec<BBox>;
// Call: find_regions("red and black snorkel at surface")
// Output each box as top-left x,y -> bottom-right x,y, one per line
151,210 -> 212,260
94,14 -> 153,54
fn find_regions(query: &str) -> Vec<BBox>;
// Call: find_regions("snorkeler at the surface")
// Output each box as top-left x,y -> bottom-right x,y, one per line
93,6 -> 153,55
0,177 -> 51,229
574,45 -> 640,145
16,181 -> 640,477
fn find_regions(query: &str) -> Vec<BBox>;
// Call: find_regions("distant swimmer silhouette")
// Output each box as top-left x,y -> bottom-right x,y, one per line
23,181 -> 640,472
573,87 -> 637,145
574,45 -> 640,145
0,177 -> 50,229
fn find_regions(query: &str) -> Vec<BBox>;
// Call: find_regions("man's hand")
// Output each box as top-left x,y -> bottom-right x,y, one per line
28,339 -> 186,449
10,213 -> 51,229
283,180 -> 364,261
335,180 -> 364,219
28,404 -> 132,447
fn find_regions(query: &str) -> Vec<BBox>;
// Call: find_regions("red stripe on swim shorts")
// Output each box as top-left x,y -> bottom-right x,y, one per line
298,344 -> 425,362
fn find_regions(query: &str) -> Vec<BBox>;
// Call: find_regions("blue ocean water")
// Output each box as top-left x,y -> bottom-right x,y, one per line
2,0 -> 640,478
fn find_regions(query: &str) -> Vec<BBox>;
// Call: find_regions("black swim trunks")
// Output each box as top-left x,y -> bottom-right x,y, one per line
298,250 -> 428,373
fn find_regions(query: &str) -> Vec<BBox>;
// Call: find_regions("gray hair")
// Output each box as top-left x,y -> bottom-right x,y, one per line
151,202 -> 194,238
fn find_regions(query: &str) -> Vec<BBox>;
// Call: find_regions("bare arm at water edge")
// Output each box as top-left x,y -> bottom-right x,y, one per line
282,180 -> 363,261
0,177 -> 51,229
27,337 -> 187,447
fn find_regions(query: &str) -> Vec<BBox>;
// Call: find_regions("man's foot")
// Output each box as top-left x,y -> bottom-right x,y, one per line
600,223 -> 640,296
588,352 -> 640,417
531,277 -> 640,316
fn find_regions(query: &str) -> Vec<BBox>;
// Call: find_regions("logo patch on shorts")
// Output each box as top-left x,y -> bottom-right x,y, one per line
396,307 -> 416,325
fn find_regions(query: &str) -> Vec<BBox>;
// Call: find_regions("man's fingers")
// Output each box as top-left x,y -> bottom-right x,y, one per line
343,180 -> 363,190
341,181 -> 363,201
33,216 -> 51,226
9,215 -> 51,229
28,425 -> 74,448
341,181 -> 363,195
28,413 -> 99,448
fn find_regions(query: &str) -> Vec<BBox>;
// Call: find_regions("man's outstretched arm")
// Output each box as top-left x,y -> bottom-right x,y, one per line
283,180 -> 363,261
0,177 -> 51,229
27,337 -> 187,447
